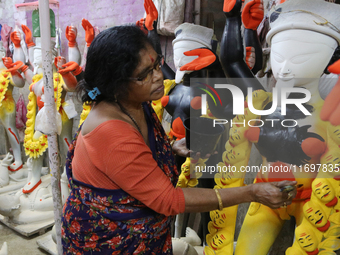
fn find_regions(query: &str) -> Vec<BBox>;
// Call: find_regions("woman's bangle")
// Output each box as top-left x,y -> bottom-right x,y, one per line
170,139 -> 176,155
215,189 -> 223,211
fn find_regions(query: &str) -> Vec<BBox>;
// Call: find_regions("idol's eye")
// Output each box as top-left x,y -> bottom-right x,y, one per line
291,54 -> 311,64
272,51 -> 284,63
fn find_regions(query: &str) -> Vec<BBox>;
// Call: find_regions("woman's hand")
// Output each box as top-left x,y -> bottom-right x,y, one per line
250,180 -> 297,209
172,138 -> 190,157
172,138 -> 217,159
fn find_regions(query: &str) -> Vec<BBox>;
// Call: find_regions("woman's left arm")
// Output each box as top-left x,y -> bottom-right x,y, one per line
172,138 -> 215,159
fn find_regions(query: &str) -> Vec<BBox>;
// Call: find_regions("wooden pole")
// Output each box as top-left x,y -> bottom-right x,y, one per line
184,0 -> 195,23
38,1 -> 63,254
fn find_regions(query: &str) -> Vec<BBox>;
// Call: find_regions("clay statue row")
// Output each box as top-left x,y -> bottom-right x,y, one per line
0,18 -> 95,225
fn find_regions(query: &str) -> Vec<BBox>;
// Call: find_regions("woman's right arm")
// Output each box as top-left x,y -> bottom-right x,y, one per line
182,180 -> 297,213
101,122 -> 297,215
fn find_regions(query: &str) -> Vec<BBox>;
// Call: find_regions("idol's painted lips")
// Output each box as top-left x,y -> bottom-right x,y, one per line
221,179 -> 228,185
304,243 -> 313,248
322,192 -> 330,198
316,216 -> 323,225
212,239 -> 218,248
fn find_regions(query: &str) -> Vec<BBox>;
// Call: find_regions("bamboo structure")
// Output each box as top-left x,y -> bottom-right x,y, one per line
38,0 -> 63,254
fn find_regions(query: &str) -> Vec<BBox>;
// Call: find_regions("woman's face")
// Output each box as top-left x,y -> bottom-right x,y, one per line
127,44 -> 164,103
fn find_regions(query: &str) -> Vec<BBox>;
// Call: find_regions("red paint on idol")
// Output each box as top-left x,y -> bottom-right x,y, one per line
64,138 -> 70,147
8,128 -> 19,144
315,182 -> 322,188
149,55 -> 154,63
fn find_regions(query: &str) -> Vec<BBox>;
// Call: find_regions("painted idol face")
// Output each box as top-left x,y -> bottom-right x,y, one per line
312,178 -> 335,203
303,201 -> 327,228
295,225 -> 318,253
271,30 -> 337,87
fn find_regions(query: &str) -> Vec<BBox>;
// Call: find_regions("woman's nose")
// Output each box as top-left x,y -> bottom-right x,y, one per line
153,67 -> 163,81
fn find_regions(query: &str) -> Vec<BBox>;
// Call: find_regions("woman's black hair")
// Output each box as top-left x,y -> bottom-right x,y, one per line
77,25 -> 153,104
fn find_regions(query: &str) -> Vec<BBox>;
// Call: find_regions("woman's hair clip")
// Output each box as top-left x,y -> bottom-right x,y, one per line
88,87 -> 101,100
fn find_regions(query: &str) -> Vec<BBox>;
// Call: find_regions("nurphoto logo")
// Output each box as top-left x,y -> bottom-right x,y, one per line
200,84 -> 311,116
195,78 -> 312,128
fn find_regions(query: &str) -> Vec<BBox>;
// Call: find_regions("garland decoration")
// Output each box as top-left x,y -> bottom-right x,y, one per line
24,73 -> 64,158
0,71 -> 11,107
78,102 -> 92,127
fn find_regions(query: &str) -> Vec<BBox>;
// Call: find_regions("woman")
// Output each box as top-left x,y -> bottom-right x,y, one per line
61,25 -> 297,254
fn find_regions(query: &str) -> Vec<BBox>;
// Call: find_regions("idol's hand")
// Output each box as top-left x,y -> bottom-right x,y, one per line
223,0 -> 243,17
21,25 -> 35,48
65,26 -> 77,47
82,19 -> 94,47
241,0 -> 264,30
320,59 -> 340,126
144,0 -> 158,30
58,61 -> 82,76
180,48 -> 219,71
10,31 -> 21,47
